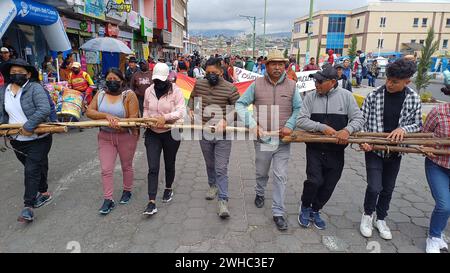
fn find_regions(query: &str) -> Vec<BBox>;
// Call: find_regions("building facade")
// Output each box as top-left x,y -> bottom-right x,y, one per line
291,2 -> 450,65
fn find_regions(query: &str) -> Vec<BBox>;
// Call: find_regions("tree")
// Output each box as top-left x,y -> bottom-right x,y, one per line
415,28 -> 439,94
283,48 -> 288,58
296,47 -> 300,64
348,35 -> 358,62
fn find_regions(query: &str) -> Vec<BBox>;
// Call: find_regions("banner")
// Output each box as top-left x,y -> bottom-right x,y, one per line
295,70 -> 318,93
233,67 -> 262,83
13,0 -> 58,26
0,0 -> 17,39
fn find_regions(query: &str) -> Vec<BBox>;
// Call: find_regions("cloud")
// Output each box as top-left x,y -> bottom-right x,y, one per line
188,0 -> 444,33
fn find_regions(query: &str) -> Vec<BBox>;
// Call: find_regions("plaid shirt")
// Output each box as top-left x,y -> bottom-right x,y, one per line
362,85 -> 422,158
423,103 -> 450,169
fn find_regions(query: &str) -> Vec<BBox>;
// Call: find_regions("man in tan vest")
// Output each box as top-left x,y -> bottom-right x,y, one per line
187,58 -> 240,219
236,50 -> 302,231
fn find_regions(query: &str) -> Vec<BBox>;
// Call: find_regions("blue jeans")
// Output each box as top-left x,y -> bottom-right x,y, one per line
199,137 -> 232,201
367,74 -> 376,87
425,158 -> 450,238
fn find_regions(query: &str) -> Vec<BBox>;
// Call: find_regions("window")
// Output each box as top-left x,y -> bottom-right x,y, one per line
413,18 -> 419,27
380,17 -> 386,27
446,18 -> 450,27
419,40 -> 425,45
377,39 -> 384,48
356,19 -> 360,29
422,18 -> 428,27
411,39 -> 416,44
294,23 -> 301,33
444,39 -> 448,49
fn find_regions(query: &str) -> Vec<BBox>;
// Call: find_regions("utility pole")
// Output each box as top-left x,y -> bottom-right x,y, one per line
240,15 -> 260,59
305,0 -> 314,65
263,0 -> 267,57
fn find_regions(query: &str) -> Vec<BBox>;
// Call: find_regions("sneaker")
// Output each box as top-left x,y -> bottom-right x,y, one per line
119,191 -> 132,204
99,199 -> 115,215
426,237 -> 443,253
19,207 -> 34,222
143,202 -> 157,216
205,186 -> 218,200
360,214 -> 374,238
273,216 -> 288,231
374,219 -> 392,240
34,192 -> 53,208
439,236 -> 449,251
311,211 -> 326,230
298,206 -> 312,228
218,200 -> 230,219
162,189 -> 174,203
254,195 -> 265,208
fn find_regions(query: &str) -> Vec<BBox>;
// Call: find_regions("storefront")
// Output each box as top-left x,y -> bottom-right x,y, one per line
0,0 -> 71,67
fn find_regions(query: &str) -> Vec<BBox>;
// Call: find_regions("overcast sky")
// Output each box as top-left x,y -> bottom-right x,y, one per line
188,0 -> 446,33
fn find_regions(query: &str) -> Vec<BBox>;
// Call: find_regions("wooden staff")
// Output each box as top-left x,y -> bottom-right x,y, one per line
370,145 -> 450,156
292,131 -> 435,139
282,135 -> 450,146
0,126 -> 68,136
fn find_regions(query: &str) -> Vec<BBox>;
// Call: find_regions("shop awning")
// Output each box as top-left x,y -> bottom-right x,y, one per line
0,0 -> 71,52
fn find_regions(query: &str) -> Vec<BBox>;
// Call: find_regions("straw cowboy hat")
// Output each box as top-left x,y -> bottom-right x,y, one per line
266,50 -> 289,63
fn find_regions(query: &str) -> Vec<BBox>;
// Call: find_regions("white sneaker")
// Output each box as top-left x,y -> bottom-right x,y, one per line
374,219 -> 392,240
426,237 -> 443,253
439,236 -> 448,251
360,214 -> 373,238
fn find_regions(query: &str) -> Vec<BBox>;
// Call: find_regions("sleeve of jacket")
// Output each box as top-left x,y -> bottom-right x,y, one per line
296,92 -> 327,132
401,93 -> 423,133
344,92 -> 365,134
23,83 -> 51,132
235,82 -> 257,128
225,85 -> 241,123
284,87 -> 302,130
361,92 -> 372,132
187,83 -> 197,111
163,84 -> 186,122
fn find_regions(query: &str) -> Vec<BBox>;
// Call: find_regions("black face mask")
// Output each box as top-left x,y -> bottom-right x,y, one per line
72,69 -> 80,75
9,74 -> 28,86
205,73 -> 220,86
154,79 -> 171,92
105,80 -> 122,94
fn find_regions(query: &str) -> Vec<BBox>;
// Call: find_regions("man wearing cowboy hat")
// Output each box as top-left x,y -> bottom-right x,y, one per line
0,59 -> 53,222
236,50 -> 302,231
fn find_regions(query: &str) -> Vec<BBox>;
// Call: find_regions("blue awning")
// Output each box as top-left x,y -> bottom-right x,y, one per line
0,0 -> 71,52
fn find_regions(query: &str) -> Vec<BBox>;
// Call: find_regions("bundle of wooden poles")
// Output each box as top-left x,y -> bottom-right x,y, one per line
282,131 -> 450,156
1,118 -> 449,156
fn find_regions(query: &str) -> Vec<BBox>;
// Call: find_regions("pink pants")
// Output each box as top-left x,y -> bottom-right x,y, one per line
98,130 -> 138,200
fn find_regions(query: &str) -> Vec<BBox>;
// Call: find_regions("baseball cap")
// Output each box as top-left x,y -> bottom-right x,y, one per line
309,65 -> 338,82
1,47 -> 9,53
334,63 -> 344,70
71,62 -> 81,68
152,63 -> 170,81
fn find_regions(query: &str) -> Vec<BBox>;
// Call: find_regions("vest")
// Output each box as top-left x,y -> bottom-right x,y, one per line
253,75 -> 296,131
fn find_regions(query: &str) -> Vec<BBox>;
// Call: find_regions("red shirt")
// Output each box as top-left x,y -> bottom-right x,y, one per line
423,103 -> 450,169
303,64 -> 319,71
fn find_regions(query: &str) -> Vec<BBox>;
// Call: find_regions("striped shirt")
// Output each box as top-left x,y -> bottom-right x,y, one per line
423,103 -> 450,169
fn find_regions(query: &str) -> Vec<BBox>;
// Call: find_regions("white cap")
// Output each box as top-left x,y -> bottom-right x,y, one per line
152,63 -> 170,81
1,47 -> 9,53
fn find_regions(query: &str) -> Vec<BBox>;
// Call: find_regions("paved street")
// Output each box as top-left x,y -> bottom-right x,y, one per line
0,129 -> 448,253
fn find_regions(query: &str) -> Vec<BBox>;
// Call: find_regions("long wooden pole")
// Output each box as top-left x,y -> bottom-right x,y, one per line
282,136 -> 450,146
291,131 -> 436,139
0,126 -> 68,136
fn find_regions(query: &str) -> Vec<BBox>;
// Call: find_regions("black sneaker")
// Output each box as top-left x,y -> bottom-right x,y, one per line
143,202 -> 157,216
34,192 -> 53,208
99,199 -> 115,215
119,191 -> 132,204
254,195 -> 265,208
162,189 -> 173,203
273,216 -> 288,231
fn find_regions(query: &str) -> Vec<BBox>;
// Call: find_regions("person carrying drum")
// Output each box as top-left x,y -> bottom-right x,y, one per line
67,62 -> 94,109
